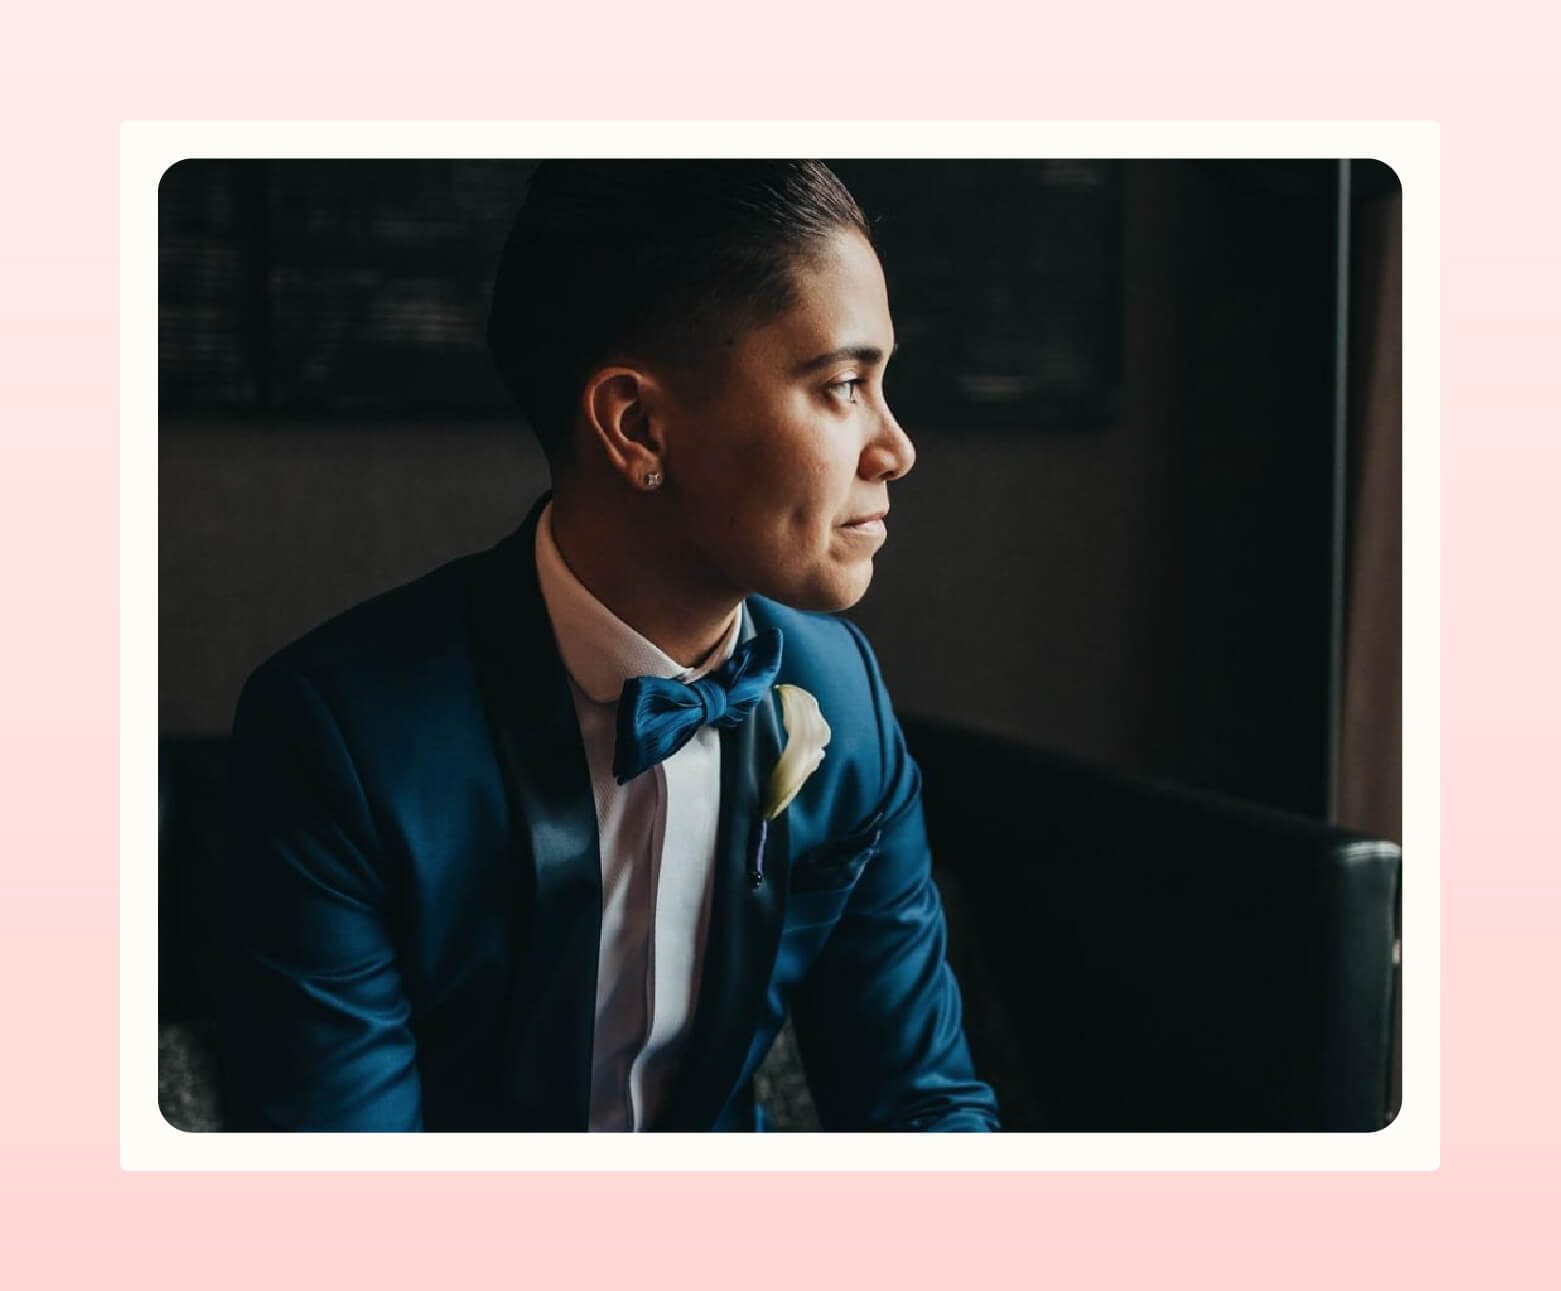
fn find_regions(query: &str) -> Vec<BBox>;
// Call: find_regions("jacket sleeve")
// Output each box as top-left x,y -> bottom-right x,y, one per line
788,622 -> 1001,1132
220,661 -> 424,1131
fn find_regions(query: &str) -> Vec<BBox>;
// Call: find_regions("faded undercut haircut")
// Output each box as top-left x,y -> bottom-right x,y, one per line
485,160 -> 872,462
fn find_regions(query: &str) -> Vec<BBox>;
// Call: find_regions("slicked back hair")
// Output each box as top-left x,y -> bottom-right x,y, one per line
486,160 -> 872,462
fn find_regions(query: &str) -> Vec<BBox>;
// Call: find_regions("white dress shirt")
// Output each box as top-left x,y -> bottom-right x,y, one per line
534,502 -> 741,1131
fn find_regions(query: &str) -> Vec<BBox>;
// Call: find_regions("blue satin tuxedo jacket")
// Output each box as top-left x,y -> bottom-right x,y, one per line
220,498 -> 1000,1131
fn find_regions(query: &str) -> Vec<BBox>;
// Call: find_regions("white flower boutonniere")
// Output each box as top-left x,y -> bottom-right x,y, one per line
763,683 -> 831,821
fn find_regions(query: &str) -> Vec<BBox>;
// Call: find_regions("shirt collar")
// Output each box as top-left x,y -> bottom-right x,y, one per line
534,499 -> 742,705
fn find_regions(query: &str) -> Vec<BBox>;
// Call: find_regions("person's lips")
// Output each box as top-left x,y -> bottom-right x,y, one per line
840,509 -> 888,537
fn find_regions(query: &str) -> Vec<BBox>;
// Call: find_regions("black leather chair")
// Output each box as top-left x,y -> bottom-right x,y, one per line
908,717 -> 1400,1132
158,721 -> 1400,1132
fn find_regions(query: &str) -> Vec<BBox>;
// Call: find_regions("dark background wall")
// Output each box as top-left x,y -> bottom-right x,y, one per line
160,160 -> 1358,818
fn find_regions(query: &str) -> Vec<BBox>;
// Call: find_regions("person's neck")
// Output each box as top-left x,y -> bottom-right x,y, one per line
548,484 -> 741,670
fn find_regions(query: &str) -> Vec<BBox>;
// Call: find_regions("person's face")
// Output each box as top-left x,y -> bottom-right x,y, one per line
659,227 -> 916,613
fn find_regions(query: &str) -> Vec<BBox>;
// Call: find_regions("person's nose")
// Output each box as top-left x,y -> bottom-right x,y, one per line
861,398 -> 916,482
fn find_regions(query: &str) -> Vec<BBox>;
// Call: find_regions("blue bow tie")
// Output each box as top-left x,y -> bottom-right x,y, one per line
612,627 -> 784,785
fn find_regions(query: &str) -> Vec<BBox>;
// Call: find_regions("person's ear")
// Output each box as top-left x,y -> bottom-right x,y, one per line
579,365 -> 669,492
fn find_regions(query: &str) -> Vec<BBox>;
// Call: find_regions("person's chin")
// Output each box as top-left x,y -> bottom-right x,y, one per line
759,559 -> 873,614
809,560 -> 875,613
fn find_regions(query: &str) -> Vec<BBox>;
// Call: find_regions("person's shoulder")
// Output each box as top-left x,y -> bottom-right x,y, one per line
248,546 -> 488,710
747,596 -> 887,712
748,595 -> 868,661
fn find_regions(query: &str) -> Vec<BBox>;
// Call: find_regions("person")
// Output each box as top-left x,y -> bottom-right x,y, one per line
220,160 -> 1000,1132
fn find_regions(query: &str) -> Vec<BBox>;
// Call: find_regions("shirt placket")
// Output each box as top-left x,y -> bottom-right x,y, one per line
626,760 -> 666,1130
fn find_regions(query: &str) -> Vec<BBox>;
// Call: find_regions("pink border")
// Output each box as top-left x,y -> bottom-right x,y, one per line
3,18 -> 1550,1272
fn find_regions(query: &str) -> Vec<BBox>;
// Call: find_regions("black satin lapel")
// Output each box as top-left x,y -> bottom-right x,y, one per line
652,649 -> 790,1132
468,493 -> 601,1130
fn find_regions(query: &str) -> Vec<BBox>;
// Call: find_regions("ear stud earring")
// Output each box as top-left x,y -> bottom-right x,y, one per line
643,471 -> 663,489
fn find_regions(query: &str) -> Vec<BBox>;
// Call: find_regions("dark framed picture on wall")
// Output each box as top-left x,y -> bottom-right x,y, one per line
159,158 -> 1125,427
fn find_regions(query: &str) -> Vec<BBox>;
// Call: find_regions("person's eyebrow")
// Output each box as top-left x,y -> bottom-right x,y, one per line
794,341 -> 899,375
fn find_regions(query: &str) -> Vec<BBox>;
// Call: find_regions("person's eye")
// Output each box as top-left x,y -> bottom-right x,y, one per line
826,377 -> 863,404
